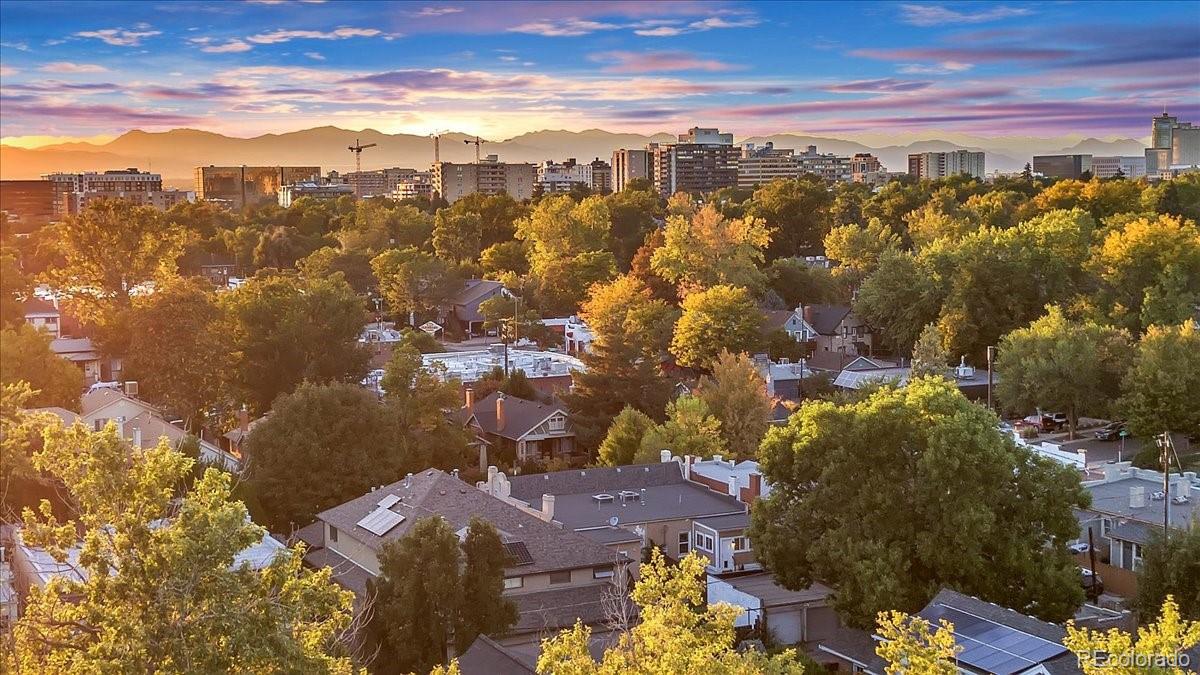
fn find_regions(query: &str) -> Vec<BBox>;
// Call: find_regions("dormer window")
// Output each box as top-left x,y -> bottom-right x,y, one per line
548,415 -> 565,431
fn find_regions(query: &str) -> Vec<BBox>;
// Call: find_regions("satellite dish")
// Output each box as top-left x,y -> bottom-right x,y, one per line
608,516 -> 619,527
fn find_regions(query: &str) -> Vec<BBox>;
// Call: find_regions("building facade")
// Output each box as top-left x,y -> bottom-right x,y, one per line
278,181 -> 355,207
1145,110 -> 1200,176
737,142 -> 800,187
589,158 -> 612,194
535,158 -> 593,193
433,156 -> 536,203
0,180 -> 57,223
194,165 -> 321,210
907,150 -> 985,179
392,171 -> 434,200
1091,156 -> 1147,179
334,167 -> 419,197
849,153 -> 885,182
611,148 -> 650,192
649,127 -> 740,196
795,145 -> 851,181
1032,154 -> 1094,179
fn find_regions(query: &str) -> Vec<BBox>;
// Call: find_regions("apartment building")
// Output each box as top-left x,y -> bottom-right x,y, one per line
535,158 -> 593,193
589,158 -> 612,194
43,168 -> 167,216
737,142 -> 800,187
611,148 -> 650,192
334,167 -> 420,197
907,150 -> 985,179
433,156 -> 536,203
648,127 -> 740,195
277,181 -> 354,207
795,145 -> 851,181
392,171 -> 434,200
194,165 -> 321,209
850,153 -> 885,182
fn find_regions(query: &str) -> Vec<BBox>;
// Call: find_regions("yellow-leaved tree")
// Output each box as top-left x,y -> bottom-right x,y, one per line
536,549 -> 809,674
874,610 -> 960,675
1064,595 -> 1200,675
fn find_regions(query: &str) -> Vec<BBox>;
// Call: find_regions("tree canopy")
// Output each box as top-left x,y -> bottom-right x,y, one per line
696,350 -> 773,458
670,285 -> 761,370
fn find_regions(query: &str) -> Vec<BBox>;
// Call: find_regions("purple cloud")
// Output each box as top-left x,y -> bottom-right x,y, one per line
822,78 -> 933,93
589,50 -> 740,73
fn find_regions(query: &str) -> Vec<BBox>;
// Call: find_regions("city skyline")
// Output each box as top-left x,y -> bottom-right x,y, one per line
1,0 -> 1198,146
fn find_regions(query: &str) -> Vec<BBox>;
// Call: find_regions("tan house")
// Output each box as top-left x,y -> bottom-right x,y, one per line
458,392 -> 577,467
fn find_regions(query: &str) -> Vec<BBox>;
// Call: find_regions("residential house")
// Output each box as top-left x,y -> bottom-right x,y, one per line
685,455 -> 771,504
446,279 -> 506,337
78,388 -> 240,470
817,589 -> 1084,674
708,574 -> 840,646
22,297 -> 61,338
458,391 -> 577,468
800,304 -> 873,357
753,353 -> 814,400
803,352 -> 894,374
489,455 -> 749,572
1075,462 -> 1199,597
49,336 -> 121,385
539,316 -> 594,355
221,408 -> 267,458
456,635 -> 537,675
832,357 -> 994,401
761,308 -> 810,342
299,468 -> 626,656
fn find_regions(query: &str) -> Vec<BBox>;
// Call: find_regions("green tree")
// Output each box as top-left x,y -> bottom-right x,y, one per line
479,293 -> 557,349
1134,529 -> 1200,624
125,276 -> 230,429
371,247 -> 460,324
580,274 -> 677,357
766,258 -> 843,308
222,273 -> 369,413
382,346 -> 473,471
515,195 -> 616,314
607,185 -> 662,269
853,251 -> 941,355
40,199 -> 188,327
537,550 -> 808,674
0,247 -> 30,328
1,383 -> 56,516
637,395 -> 725,463
910,323 -> 949,378
0,323 -> 84,409
823,218 -> 903,284
479,241 -> 529,279
297,246 -> 376,294
456,517 -> 520,653
651,203 -> 771,295
432,209 -> 482,264
670,285 -> 762,370
563,338 -> 672,454
746,175 -> 832,259
750,377 -> 1089,628
246,382 -> 402,531
875,611 -> 960,675
995,307 -> 1130,438
696,350 -> 772,459
1119,322 -> 1200,439
1065,596 -> 1200,675
10,422 -> 354,673
1089,214 -> 1200,332
598,405 -> 656,466
444,191 -> 525,249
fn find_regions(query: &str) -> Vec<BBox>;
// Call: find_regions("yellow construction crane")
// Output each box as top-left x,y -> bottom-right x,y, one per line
347,138 -> 378,196
464,136 -> 485,163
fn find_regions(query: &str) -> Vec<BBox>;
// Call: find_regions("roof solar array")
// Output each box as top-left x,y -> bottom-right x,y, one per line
503,541 -> 534,566
920,605 -> 1067,675
376,494 -> 400,509
356,507 -> 405,536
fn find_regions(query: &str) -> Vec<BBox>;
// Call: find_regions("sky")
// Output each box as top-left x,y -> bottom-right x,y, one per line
1,0 -> 1198,146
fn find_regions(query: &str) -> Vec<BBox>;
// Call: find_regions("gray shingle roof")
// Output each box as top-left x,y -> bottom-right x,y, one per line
457,635 -> 536,675
694,512 -> 752,533
465,392 -> 570,441
316,469 -> 616,576
507,462 -> 685,502
1107,519 -> 1156,546
510,583 -> 618,636
817,627 -> 887,674
761,309 -> 798,332
807,304 -> 852,335
721,573 -> 832,608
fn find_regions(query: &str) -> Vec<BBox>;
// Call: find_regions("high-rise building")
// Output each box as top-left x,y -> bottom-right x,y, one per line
432,156 -> 535,203
849,153 -> 885,182
737,142 -> 800,187
1172,126 -> 1200,168
1145,110 -> 1199,176
907,150 -> 985,179
1152,112 -> 1177,150
194,166 -> 320,210
536,158 -> 593,194
0,180 -> 57,224
795,145 -> 851,181
393,171 -> 434,201
1032,154 -> 1094,179
611,148 -> 650,192
589,158 -> 612,194
39,169 -> 192,216
1091,156 -> 1146,179
65,189 -> 193,215
647,126 -> 740,195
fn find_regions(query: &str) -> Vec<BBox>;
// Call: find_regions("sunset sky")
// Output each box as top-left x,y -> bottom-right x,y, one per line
1,0 -> 1198,145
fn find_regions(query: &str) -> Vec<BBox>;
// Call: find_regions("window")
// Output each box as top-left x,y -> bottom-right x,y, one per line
93,419 -> 106,431
593,567 -> 614,579
695,533 -> 714,552
328,526 -> 338,543
731,537 -> 749,552
548,415 -> 565,432
504,576 -> 523,590
678,531 -> 690,556
549,570 -> 572,585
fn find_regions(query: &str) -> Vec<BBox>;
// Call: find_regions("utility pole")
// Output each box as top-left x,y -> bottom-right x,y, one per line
1156,431 -> 1180,536
986,345 -> 996,413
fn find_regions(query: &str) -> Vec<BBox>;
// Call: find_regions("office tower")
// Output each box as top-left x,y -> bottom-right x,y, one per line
1032,154 -> 1094,179
648,126 -> 740,195
611,148 -> 651,192
1145,110 -> 1199,175
589,158 -> 612,194
1091,156 -> 1146,179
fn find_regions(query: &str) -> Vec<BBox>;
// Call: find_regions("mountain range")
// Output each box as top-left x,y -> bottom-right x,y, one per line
0,127 -> 1148,189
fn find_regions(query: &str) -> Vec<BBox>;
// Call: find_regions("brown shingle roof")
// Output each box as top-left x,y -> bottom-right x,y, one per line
463,392 -> 570,441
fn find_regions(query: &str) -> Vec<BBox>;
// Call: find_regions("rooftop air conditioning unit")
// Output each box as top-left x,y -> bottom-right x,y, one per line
124,381 -> 139,397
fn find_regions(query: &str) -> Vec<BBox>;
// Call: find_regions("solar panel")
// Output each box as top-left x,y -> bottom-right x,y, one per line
503,541 -> 534,566
919,605 -> 1067,675
377,494 -> 400,509
356,508 -> 405,536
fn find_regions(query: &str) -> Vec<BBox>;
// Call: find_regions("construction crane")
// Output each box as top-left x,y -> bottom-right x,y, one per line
429,130 -> 450,164
464,136 -> 485,163
347,138 -> 378,196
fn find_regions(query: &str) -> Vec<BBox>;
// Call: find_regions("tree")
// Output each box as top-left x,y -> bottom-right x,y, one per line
607,185 -> 661,269
995,307 -> 1130,439
371,247 -> 460,324
40,199 -> 188,327
823,218 -> 902,284
651,203 -> 771,295
580,274 -> 677,357
0,246 -> 30,328
747,175 -> 832,259
696,350 -> 772,458
538,549 -> 807,674
222,272 -> 369,413
456,517 -> 519,653
443,191 -> 525,249
670,285 -> 761,370
1022,162 -> 1033,180
382,346 -> 474,471
479,293 -> 558,349
750,377 -> 1089,628
637,395 -> 725,463
479,241 -> 529,279
0,324 -> 85,409
563,338 -> 672,454
910,323 -> 949,378
598,406 -> 656,466
1089,214 -> 1200,332
853,251 -> 941,355
1,383 -> 57,516
875,611 -> 960,675
1135,529 -> 1200,624
766,258 -> 843,308
10,423 -> 355,673
125,276 -> 230,429
1065,596 -> 1200,675
515,195 -> 616,314
368,516 -> 515,674
432,209 -> 482,264
247,382 -> 402,532
297,246 -> 376,294
1120,322 -> 1200,439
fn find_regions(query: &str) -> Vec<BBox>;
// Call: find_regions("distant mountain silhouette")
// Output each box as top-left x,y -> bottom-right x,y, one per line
1,126 -> 1143,186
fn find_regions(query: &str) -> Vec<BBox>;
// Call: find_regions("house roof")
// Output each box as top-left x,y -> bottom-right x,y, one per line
1084,476 -> 1199,529
721,573 -> 833,608
918,589 -> 1073,674
695,512 -> 751,534
30,406 -> 80,425
453,279 -> 505,308
805,304 -> 852,335
462,392 -> 570,441
49,337 -> 98,360
510,583 -> 616,636
315,469 -> 617,576
804,351 -> 892,372
761,309 -> 798,332
508,462 -> 686,502
817,627 -> 887,674
457,635 -> 536,675
81,388 -> 153,416
22,297 -> 58,315
577,526 -> 642,545
1106,519 -> 1156,546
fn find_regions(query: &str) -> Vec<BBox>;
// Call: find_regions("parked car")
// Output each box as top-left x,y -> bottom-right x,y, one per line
1095,421 -> 1128,442
1022,413 -> 1065,433
1045,413 -> 1068,430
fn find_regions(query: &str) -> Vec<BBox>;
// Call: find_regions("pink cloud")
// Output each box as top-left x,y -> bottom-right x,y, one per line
589,50 -> 740,73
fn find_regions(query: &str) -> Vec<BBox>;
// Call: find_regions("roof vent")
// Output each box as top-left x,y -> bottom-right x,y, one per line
592,493 -> 614,504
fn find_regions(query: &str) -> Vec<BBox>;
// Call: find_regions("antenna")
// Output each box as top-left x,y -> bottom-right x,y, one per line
347,138 -> 378,196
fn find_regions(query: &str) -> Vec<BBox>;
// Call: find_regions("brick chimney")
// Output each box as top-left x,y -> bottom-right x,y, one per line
496,393 -> 506,432
238,405 -> 250,437
746,473 -> 762,504
541,493 -> 555,521
465,387 -> 475,411
802,304 -> 815,326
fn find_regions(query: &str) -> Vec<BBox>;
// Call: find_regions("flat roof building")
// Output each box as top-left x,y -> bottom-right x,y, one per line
278,181 -> 354,207
649,127 -> 740,195
907,150 -> 985,179
737,142 -> 800,187
1091,155 -> 1146,179
611,148 -> 650,192
433,156 -> 536,203
194,165 -> 320,210
1032,154 -> 1094,179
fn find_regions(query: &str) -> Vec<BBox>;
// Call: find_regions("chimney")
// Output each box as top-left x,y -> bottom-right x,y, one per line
479,444 -> 487,474
802,305 -> 815,326
713,454 -> 723,465
132,425 -> 142,448
542,494 -> 555,521
496,393 -> 506,432
405,472 -> 413,489
728,475 -> 738,498
747,473 -> 762,503
238,405 -> 249,437
465,387 -> 474,411
1130,485 -> 1146,509
660,449 -> 672,463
